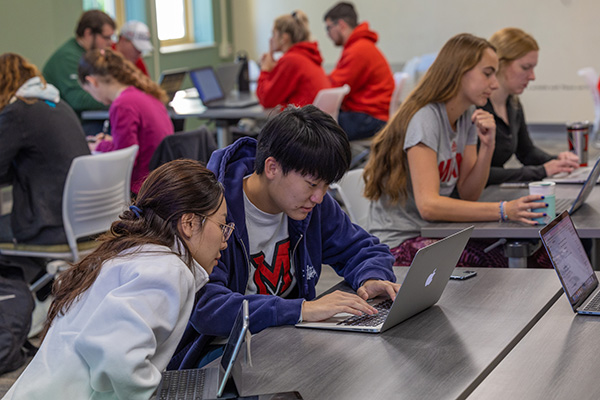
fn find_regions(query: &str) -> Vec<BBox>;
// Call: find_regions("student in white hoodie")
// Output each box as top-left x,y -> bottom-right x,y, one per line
3,159 -> 234,400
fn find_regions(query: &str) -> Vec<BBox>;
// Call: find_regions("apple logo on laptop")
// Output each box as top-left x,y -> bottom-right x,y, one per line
425,269 -> 437,287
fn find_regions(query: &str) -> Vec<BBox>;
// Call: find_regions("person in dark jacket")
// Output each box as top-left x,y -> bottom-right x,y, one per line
483,27 -> 579,185
169,105 -> 398,369
0,53 -> 90,282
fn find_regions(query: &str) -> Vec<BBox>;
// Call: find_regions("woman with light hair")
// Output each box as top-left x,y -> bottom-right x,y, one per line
363,33 -> 545,267
256,10 -> 331,108
483,27 -> 579,185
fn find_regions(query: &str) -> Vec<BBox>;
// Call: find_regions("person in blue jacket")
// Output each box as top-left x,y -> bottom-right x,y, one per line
169,105 -> 399,369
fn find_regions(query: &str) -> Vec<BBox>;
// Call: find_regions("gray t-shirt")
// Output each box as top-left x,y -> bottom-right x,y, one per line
368,102 -> 478,248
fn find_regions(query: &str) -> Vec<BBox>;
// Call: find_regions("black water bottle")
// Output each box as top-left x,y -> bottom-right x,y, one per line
236,51 -> 250,93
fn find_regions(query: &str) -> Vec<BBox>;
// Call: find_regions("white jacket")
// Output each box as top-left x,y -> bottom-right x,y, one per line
3,243 -> 208,400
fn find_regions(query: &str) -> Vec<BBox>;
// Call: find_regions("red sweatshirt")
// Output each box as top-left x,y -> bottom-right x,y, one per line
257,41 -> 331,108
329,22 -> 394,121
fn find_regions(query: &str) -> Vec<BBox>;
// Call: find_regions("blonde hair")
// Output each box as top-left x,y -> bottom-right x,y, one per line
0,53 -> 44,111
78,48 -> 168,103
489,27 -> 539,74
363,33 -> 495,204
274,10 -> 311,44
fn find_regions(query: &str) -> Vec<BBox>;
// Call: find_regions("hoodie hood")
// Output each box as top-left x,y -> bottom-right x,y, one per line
287,41 -> 323,66
345,22 -> 378,48
15,77 -> 60,103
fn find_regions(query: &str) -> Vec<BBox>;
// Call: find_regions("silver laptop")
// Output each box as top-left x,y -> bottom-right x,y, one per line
540,211 -> 600,315
216,63 -> 242,96
158,68 -> 187,103
189,66 -> 257,109
155,300 -> 249,399
546,158 -> 600,184
296,226 -> 474,333
552,157 -> 600,214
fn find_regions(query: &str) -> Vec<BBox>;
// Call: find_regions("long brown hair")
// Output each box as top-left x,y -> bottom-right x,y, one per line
0,53 -> 45,111
363,33 -> 495,204
78,48 -> 168,103
43,159 -> 224,338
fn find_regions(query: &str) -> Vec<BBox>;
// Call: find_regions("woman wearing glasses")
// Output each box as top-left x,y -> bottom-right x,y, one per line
3,160 -> 234,400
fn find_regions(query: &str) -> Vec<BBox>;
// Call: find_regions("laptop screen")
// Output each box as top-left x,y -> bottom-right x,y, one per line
570,157 -> 600,213
540,211 -> 598,308
217,299 -> 249,397
158,69 -> 187,102
189,67 -> 225,103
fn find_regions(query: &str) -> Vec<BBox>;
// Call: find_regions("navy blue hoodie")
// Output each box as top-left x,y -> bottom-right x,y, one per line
169,137 -> 395,369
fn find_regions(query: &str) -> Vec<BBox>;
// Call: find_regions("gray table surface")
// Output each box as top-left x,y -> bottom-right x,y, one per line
468,274 -> 600,399
422,184 -> 600,239
235,267 -> 562,400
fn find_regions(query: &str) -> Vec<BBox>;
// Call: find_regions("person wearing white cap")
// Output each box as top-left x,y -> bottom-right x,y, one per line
114,20 -> 153,76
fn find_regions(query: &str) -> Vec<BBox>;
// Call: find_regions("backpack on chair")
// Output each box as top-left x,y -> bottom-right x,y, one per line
0,275 -> 37,374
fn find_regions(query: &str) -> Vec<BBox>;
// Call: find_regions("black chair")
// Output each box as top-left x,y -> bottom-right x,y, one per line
149,127 -> 218,170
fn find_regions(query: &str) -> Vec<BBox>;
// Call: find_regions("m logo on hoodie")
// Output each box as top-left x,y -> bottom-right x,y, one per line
251,239 -> 293,296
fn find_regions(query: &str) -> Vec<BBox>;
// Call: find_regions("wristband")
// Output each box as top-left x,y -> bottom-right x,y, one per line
499,201 -> 508,222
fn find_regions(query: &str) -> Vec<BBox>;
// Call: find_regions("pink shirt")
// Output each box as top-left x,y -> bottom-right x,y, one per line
96,86 -> 173,193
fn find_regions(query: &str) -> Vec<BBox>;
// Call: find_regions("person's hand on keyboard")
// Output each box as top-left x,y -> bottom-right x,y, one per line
357,279 -> 401,301
545,152 -> 579,177
301,290 -> 378,322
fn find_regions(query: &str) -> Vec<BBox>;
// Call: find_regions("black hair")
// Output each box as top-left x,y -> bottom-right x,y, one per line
254,105 -> 351,184
323,2 -> 358,28
75,9 -> 116,37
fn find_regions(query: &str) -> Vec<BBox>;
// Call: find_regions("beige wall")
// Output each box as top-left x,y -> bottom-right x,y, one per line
232,0 -> 600,124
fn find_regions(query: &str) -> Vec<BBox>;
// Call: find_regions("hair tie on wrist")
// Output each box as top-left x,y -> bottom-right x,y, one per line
129,205 -> 142,218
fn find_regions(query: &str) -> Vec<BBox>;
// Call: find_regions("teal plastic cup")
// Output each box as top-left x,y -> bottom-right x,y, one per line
528,181 -> 556,224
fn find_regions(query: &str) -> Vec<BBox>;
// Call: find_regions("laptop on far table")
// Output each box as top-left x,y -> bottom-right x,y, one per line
158,68 -> 187,103
216,62 -> 242,96
552,157 -> 600,215
540,211 -> 600,315
546,158 -> 600,184
296,226 -> 474,333
189,66 -> 258,109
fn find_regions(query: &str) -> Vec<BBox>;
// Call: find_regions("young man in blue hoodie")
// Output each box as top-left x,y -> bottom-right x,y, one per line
169,105 -> 398,369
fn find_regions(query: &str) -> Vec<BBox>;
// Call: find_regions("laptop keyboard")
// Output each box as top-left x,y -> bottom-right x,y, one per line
582,292 -> 600,312
337,299 -> 393,327
157,369 -> 206,400
555,198 -> 573,214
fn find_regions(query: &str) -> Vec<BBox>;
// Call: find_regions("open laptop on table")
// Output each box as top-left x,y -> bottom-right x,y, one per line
552,157 -> 600,214
296,226 -> 474,333
189,66 -> 258,109
158,68 -> 187,103
216,63 -> 242,96
546,158 -> 600,184
156,300 -> 302,400
540,211 -> 600,315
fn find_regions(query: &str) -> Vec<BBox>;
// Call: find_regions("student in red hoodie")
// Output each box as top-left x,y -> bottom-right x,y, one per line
324,2 -> 394,140
257,10 -> 331,109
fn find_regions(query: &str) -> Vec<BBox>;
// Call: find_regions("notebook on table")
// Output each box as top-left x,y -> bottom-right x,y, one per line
295,226 -> 474,333
158,68 -> 187,103
540,211 -> 600,315
552,157 -> 600,214
189,66 -> 258,109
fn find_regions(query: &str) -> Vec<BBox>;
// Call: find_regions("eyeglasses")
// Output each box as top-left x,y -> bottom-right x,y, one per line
325,20 -> 338,33
95,32 -> 115,42
200,215 -> 235,241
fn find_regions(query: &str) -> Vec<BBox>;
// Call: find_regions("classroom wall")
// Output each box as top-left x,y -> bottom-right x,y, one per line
0,0 -> 233,85
232,0 -> 600,125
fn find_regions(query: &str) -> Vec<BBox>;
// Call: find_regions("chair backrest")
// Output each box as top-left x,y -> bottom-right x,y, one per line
330,168 -> 369,227
312,84 -> 350,121
389,72 -> 409,119
148,128 -> 217,170
62,145 -> 138,261
577,67 -> 600,142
